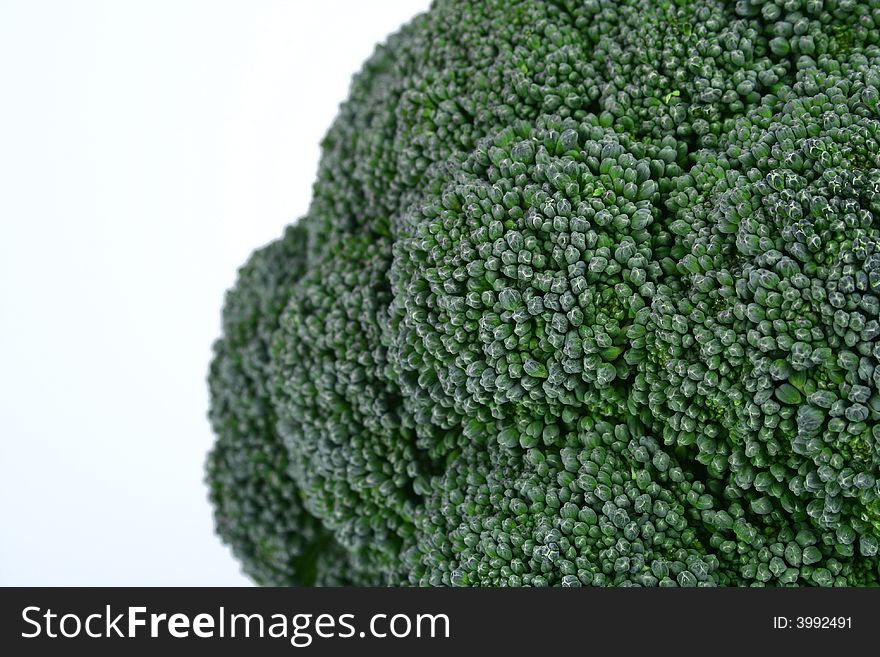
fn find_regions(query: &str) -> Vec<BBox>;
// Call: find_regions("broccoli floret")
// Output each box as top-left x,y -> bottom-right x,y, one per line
207,0 -> 880,586
206,225 -> 364,585
270,235 -> 432,583
633,51 -> 880,583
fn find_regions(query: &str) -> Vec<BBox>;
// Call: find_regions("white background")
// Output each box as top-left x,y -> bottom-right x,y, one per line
0,0 -> 430,585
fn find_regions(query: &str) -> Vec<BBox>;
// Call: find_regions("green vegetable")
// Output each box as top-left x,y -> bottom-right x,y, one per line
206,226 -> 364,584
207,0 -> 880,587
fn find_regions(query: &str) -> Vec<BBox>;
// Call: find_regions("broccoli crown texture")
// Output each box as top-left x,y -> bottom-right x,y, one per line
208,0 -> 880,586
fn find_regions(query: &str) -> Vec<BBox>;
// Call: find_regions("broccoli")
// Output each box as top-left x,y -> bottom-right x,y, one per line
207,225 -> 367,585
207,0 -> 880,586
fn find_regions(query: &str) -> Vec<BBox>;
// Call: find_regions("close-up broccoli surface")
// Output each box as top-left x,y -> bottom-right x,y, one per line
207,0 -> 880,586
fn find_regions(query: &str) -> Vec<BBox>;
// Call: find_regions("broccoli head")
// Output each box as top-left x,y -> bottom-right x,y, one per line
207,0 -> 880,586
